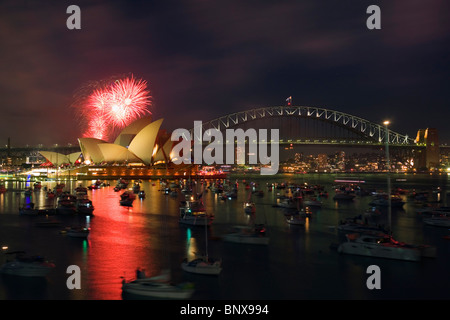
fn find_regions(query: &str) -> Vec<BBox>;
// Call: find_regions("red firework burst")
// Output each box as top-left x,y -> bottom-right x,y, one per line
74,74 -> 152,141
83,117 -> 107,140
105,77 -> 151,127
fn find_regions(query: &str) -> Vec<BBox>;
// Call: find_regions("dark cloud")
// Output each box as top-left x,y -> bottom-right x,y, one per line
0,0 -> 449,146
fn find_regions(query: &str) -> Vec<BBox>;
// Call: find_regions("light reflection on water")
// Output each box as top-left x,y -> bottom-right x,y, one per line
0,174 -> 449,300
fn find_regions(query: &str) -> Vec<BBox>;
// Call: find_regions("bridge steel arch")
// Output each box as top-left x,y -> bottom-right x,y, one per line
189,106 -> 416,146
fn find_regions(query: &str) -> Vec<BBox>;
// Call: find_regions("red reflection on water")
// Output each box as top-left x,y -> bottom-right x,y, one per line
85,185 -> 157,300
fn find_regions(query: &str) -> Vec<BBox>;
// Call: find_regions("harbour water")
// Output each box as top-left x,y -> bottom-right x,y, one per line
0,173 -> 449,301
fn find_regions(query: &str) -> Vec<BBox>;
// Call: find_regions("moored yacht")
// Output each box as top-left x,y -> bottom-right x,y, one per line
56,194 -> 77,215
0,252 -> 55,277
303,196 -> 322,207
277,197 -> 296,208
122,269 -> 195,299
337,233 -> 436,261
223,224 -> 269,245
179,210 -> 212,226
179,199 -> 212,226
61,226 -> 90,238
423,215 -> 450,227
76,198 -> 95,215
181,255 -> 222,275
119,191 -> 135,206
244,201 -> 256,214
369,194 -> 405,207
286,215 -> 306,225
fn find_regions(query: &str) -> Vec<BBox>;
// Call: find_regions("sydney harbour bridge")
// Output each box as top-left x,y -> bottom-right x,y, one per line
189,106 -> 413,146
0,105 -> 442,170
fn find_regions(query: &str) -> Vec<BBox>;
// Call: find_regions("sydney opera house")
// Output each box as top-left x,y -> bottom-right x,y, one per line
38,117 -> 201,179
77,117 -> 171,166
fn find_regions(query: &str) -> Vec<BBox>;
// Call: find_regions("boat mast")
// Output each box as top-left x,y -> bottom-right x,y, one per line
384,121 -> 392,235
198,180 -> 208,261
204,193 -> 208,261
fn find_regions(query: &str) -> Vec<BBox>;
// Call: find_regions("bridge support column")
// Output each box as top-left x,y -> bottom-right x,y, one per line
415,128 -> 440,170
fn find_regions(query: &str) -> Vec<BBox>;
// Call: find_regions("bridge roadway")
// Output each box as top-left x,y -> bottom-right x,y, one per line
0,139 -> 432,155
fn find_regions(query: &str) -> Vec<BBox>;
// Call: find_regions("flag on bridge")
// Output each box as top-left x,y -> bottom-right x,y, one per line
286,96 -> 292,105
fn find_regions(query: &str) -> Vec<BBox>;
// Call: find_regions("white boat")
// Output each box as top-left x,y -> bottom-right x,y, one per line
337,157 -> 436,261
132,183 -> 140,193
179,199 -> 212,226
61,226 -> 90,238
122,270 -> 195,299
277,197 -> 296,208
223,224 -> 269,245
286,215 -> 306,225
179,199 -> 205,213
182,188 -> 222,275
337,233 -> 436,261
0,252 -> 55,277
181,256 -> 222,275
243,189 -> 256,214
423,215 -> 450,227
369,194 -> 405,207
303,197 -> 322,207
138,191 -> 146,199
182,205 -> 222,275
179,211 -> 212,226
56,194 -> 77,215
225,189 -> 237,198
76,198 -> 95,216
288,194 -> 309,225
244,202 -> 256,214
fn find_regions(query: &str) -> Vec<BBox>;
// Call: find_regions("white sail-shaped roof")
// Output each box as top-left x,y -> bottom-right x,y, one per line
39,151 -> 70,166
39,151 -> 81,166
113,116 -> 153,147
128,119 -> 164,165
68,152 -> 82,164
97,143 -> 142,163
153,138 -> 174,164
78,138 -> 107,163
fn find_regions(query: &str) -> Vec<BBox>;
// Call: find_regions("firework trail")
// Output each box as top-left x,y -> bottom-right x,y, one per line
72,74 -> 152,141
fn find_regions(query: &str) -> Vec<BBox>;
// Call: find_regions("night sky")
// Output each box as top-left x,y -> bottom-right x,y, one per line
1,0 -> 449,146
